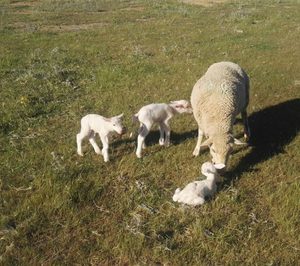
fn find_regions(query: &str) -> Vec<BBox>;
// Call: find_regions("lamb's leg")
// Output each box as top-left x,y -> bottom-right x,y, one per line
241,111 -> 250,141
76,127 -> 90,156
136,122 -> 151,158
158,123 -> 165,146
162,121 -> 171,147
88,131 -> 101,155
191,197 -> 205,206
100,134 -> 110,162
193,127 -> 203,156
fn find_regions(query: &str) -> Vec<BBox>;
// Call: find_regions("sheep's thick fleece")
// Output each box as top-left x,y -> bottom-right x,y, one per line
191,61 -> 249,137
191,61 -> 250,164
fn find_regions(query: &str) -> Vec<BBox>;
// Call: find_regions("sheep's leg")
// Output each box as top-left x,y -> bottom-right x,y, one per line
241,111 -> 250,141
99,134 -> 110,162
193,128 -> 203,156
162,121 -> 171,147
76,127 -> 90,156
136,123 -> 151,158
159,123 -> 165,146
88,131 -> 101,155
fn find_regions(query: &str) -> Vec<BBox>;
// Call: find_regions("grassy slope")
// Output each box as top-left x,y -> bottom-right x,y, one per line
0,0 -> 300,264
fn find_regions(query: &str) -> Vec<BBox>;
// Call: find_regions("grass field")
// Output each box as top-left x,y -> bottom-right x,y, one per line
0,0 -> 300,264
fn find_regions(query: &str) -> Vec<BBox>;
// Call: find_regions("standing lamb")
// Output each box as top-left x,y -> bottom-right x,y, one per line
76,113 -> 126,162
133,100 -> 193,158
172,162 -> 225,206
191,61 -> 250,166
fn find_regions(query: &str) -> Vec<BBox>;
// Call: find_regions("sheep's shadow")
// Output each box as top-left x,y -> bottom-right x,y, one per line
224,98 -> 300,183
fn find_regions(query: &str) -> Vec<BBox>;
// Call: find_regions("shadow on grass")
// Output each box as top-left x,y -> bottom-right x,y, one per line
136,129 -> 198,147
225,98 -> 300,182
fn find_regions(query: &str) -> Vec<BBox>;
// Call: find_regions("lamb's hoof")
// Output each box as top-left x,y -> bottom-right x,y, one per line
159,140 -> 165,146
192,150 -> 200,157
77,152 -> 84,156
136,153 -> 142,159
95,150 -> 101,155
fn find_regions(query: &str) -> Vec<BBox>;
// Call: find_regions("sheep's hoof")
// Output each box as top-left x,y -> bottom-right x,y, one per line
244,133 -> 250,142
77,152 -> 84,156
136,153 -> 142,158
95,150 -> 101,155
159,140 -> 165,146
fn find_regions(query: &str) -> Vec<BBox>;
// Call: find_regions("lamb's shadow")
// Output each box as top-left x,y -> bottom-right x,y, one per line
145,129 -> 198,147
225,98 -> 300,182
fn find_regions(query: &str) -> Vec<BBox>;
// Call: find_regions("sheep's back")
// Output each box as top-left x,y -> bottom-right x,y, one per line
191,62 -> 249,134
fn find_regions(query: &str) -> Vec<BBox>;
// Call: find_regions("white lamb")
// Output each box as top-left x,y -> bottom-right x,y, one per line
76,113 -> 126,162
191,61 -> 250,166
132,100 -> 193,158
172,162 -> 225,206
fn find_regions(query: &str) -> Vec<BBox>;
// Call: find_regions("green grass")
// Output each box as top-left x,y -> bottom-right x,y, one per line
1,0 -> 300,264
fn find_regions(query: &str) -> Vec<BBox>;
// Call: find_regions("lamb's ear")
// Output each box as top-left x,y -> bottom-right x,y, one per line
175,188 -> 181,194
233,138 -> 247,145
214,163 -> 226,170
200,138 -> 213,147
116,113 -> 124,119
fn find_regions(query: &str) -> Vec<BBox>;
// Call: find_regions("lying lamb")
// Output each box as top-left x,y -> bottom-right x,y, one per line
172,162 -> 225,206
76,113 -> 126,162
191,61 -> 250,167
132,100 -> 193,158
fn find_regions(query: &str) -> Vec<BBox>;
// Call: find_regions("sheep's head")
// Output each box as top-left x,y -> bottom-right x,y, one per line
170,100 -> 193,114
111,113 -> 126,135
200,135 -> 233,167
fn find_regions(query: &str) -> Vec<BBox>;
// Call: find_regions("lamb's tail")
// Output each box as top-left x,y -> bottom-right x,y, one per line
129,114 -> 140,138
132,113 -> 139,124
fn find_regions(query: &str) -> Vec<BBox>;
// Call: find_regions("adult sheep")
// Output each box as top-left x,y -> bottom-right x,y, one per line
191,61 -> 250,166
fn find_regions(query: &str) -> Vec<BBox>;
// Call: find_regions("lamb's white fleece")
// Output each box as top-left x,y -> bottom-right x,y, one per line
172,162 -> 225,206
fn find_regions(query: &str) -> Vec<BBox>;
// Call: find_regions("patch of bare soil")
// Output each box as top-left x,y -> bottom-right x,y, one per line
10,1 -> 38,8
180,0 -> 229,6
41,23 -> 108,32
11,22 -> 109,33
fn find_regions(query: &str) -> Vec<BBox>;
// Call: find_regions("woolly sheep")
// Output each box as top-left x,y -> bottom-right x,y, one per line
76,113 -> 126,162
191,61 -> 250,166
132,100 -> 193,158
172,162 -> 225,206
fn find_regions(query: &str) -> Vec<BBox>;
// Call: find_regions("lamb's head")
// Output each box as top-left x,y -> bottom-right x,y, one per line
169,100 -> 193,114
110,113 -> 126,135
201,134 -> 233,167
201,161 -> 225,181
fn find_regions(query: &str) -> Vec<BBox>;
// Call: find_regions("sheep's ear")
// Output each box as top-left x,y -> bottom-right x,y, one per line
200,138 -> 213,147
214,163 -> 226,170
116,113 -> 124,119
233,138 -> 247,145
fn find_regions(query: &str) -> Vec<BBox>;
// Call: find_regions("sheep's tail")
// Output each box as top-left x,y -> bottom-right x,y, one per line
172,188 -> 181,202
